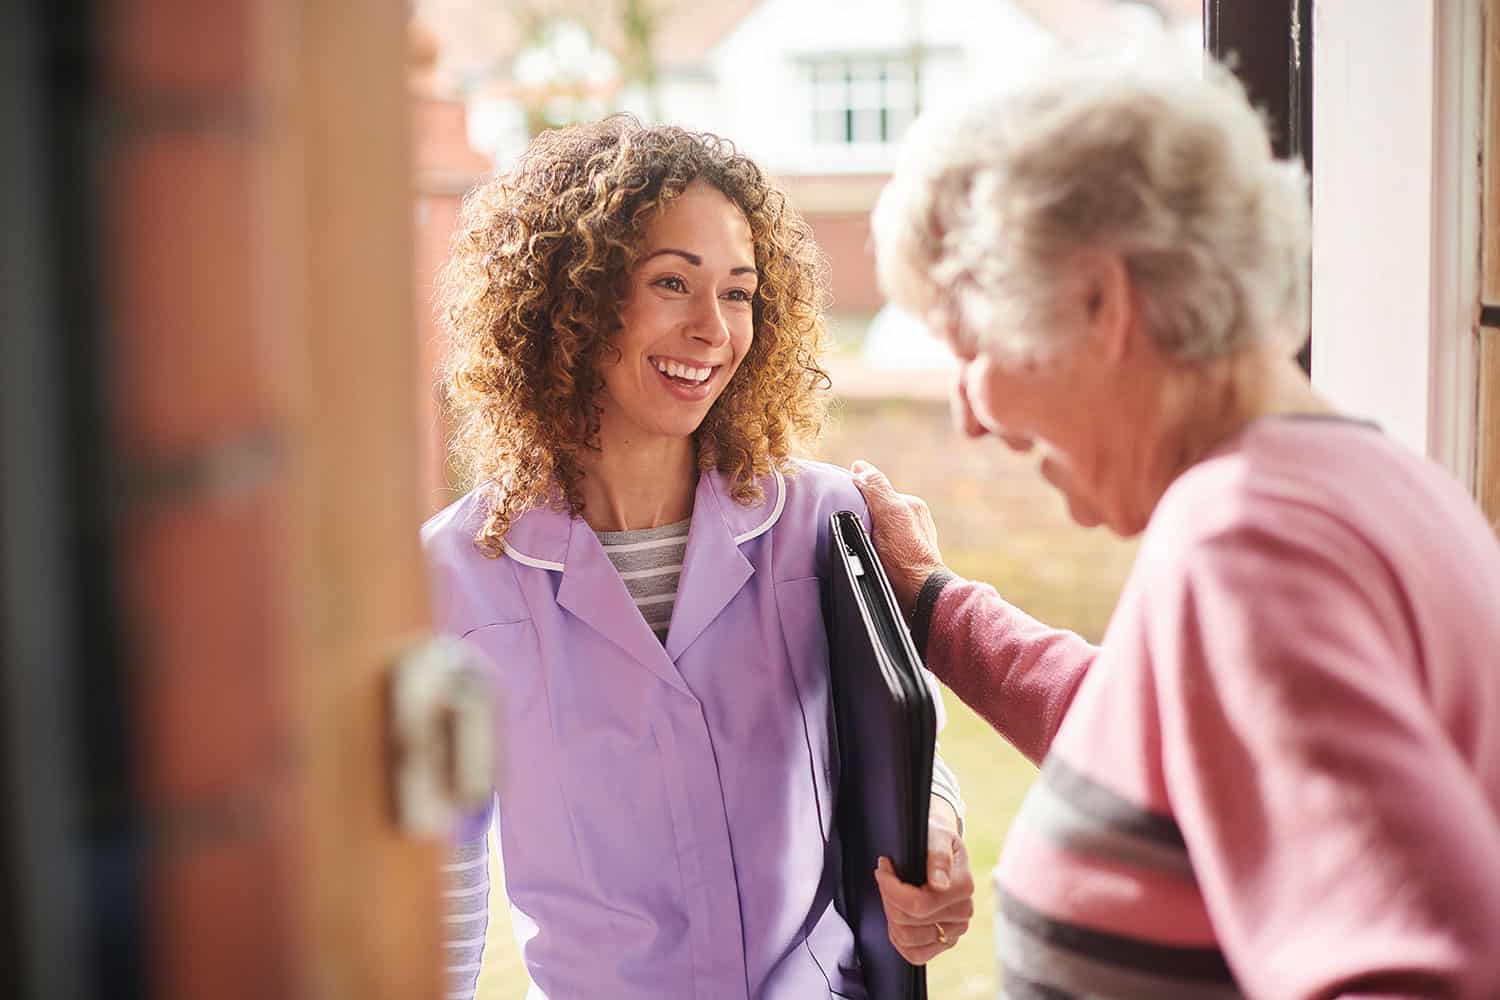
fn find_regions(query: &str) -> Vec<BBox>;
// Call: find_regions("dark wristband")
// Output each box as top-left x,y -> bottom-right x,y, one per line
910,568 -> 956,660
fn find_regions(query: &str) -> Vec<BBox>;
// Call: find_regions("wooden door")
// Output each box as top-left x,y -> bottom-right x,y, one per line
268,1 -> 445,997
1480,0 -> 1500,532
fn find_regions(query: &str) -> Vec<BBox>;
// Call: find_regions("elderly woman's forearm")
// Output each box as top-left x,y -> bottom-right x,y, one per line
915,571 -> 1097,765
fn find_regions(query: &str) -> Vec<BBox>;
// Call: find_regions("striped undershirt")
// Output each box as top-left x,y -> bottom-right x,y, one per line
594,518 -> 691,642
442,832 -> 490,1000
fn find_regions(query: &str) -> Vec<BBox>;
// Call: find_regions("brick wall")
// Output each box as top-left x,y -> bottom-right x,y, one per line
104,1 -> 442,996
413,96 -> 492,513
780,172 -> 890,316
802,211 -> 883,314
107,1 -> 302,995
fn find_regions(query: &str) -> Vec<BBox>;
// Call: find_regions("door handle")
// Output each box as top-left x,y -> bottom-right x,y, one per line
388,635 -> 495,836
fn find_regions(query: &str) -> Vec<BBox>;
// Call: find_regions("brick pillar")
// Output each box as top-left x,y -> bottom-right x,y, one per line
107,1 -> 302,996
411,83 -> 493,515
105,1 -> 441,997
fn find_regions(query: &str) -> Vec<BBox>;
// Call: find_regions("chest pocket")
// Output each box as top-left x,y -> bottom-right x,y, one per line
775,576 -> 836,843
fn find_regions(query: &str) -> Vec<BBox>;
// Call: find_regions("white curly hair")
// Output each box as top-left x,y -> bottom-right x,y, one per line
872,44 -> 1311,364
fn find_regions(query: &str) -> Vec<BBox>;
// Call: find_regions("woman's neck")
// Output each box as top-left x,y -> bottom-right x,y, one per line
1178,341 -> 1334,458
577,432 -> 698,532
1122,341 -> 1334,531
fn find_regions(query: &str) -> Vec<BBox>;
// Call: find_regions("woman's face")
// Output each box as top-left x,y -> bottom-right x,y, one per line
596,180 -> 758,444
950,344 -> 1110,529
939,258 -> 1138,533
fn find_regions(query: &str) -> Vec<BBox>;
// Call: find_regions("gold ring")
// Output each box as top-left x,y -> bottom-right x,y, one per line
935,923 -> 949,945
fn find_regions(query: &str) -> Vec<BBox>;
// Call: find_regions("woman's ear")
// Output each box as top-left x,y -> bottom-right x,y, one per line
1079,251 -> 1134,363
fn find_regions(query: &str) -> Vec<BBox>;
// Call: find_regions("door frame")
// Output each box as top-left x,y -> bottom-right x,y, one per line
1308,0 -> 1484,488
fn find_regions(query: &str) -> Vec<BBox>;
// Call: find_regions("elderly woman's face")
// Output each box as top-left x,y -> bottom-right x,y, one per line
937,258 -> 1140,531
598,180 -> 758,443
949,342 -> 1108,529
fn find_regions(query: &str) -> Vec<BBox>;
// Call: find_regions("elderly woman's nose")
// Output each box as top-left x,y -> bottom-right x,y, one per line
950,370 -> 987,439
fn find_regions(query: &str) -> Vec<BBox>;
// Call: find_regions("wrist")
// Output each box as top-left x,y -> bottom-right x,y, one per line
930,793 -> 963,837
896,562 -> 944,620
910,567 -> 956,658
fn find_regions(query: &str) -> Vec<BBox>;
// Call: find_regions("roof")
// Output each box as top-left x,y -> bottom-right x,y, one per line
649,0 -> 763,70
413,0 -> 764,96
1009,0 -> 1198,45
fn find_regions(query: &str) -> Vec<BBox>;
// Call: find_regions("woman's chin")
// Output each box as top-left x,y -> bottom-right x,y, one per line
1064,495 -> 1106,529
648,413 -> 712,442
1038,455 -> 1115,532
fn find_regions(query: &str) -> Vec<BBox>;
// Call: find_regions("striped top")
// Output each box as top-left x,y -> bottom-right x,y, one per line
595,518 -> 690,642
913,418 -> 1500,999
441,835 -> 490,1000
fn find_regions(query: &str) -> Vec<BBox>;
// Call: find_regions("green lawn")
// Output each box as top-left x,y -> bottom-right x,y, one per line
473,398 -> 1137,998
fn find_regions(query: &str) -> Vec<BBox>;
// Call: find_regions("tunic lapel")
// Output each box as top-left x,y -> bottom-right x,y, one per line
511,505 -> 692,695
664,469 -> 782,661
505,469 -> 785,685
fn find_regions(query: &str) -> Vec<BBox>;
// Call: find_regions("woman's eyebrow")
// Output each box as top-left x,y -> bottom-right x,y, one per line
641,247 -> 702,267
641,247 -> 758,277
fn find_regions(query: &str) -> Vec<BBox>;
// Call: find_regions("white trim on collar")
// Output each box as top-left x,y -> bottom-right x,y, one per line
733,468 -> 785,544
500,468 -> 786,570
501,544 -> 565,572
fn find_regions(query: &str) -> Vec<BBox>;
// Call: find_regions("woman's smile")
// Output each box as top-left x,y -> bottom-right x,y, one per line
647,353 -> 721,400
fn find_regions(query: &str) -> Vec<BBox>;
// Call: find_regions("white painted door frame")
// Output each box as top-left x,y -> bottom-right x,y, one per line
1310,0 -> 1484,488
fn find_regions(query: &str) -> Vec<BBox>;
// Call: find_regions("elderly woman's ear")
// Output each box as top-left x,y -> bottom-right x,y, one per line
1076,250 -> 1136,364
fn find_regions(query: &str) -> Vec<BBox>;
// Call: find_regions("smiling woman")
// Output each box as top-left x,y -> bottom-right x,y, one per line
596,184 -> 759,447
425,115 -> 977,1000
439,116 -> 831,554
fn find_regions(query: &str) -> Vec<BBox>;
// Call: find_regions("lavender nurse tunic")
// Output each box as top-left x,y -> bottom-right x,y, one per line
422,459 -> 936,999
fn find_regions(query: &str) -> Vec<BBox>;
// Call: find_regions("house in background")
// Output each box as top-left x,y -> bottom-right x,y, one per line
421,0 -> 1199,393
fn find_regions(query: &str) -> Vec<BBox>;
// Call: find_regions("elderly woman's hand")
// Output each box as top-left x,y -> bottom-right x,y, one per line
850,461 -> 945,620
873,795 -> 974,965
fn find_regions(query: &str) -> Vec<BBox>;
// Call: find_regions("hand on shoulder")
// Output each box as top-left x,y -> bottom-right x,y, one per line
849,460 -> 946,619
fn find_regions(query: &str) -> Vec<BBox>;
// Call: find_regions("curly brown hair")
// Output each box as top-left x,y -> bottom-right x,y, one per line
439,115 -> 832,555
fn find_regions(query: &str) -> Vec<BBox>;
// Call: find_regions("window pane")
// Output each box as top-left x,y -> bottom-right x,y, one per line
812,107 -> 848,144
850,70 -> 883,108
885,106 -> 915,142
851,107 -> 881,143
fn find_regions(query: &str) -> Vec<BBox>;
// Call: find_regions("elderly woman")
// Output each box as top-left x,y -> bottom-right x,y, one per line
856,55 -> 1500,999
424,116 -> 973,999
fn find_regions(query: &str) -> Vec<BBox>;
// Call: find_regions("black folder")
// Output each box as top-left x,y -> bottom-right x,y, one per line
825,510 -> 936,1000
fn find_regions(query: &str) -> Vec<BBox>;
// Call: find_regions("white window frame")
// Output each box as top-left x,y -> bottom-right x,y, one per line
804,54 -> 920,147
1310,0 -> 1484,489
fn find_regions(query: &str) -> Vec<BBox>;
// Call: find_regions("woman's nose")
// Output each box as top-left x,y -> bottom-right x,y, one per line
688,296 -> 731,347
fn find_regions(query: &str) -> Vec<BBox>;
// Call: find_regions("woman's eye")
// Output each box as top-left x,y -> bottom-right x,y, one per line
723,288 -> 753,302
654,276 -> 686,293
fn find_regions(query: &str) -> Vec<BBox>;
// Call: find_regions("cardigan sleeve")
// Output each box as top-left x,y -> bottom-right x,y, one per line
913,570 -> 1098,766
1149,519 -> 1500,997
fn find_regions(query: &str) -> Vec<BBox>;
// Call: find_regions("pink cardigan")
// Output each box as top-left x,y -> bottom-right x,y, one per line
916,417 -> 1500,999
